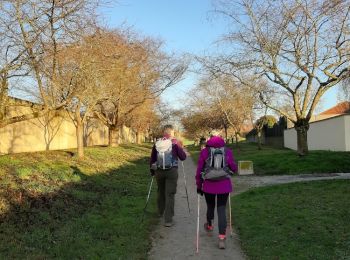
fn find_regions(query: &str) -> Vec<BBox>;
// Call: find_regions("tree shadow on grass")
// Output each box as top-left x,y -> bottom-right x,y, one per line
120,143 -> 153,152
0,157 -> 157,259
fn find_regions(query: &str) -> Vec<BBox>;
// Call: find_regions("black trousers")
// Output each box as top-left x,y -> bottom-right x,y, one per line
204,193 -> 229,235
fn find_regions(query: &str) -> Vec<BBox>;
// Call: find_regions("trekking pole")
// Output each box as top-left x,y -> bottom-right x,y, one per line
196,194 -> 200,254
141,176 -> 154,222
228,193 -> 233,237
181,161 -> 191,214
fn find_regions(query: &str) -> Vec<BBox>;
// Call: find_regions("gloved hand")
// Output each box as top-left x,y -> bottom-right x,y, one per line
228,169 -> 234,176
197,188 -> 203,196
150,169 -> 155,176
150,163 -> 158,171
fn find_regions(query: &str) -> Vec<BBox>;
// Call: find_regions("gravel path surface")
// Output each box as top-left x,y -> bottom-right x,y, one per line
148,155 -> 246,260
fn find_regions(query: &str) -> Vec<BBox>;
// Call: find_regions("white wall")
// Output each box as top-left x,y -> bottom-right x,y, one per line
284,115 -> 350,151
284,128 -> 298,150
345,115 -> 350,151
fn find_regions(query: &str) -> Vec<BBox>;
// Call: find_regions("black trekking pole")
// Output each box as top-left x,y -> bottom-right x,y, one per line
141,176 -> 154,222
181,161 -> 191,214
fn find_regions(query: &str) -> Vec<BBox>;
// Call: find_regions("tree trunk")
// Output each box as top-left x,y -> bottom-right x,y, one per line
235,133 -> 239,148
224,126 -> 228,142
136,131 -> 142,144
0,78 -> 9,121
46,142 -> 50,151
257,131 -> 262,150
295,119 -> 309,156
76,117 -> 84,159
108,126 -> 119,147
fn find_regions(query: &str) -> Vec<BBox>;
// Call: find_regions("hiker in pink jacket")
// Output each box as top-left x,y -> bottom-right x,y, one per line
195,134 -> 237,249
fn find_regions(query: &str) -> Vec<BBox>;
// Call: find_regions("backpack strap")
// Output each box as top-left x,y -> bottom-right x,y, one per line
221,147 -> 226,167
171,143 -> 176,164
208,147 -> 214,168
212,147 -> 225,168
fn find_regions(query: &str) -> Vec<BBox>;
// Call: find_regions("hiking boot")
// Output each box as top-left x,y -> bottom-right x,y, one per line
164,221 -> 173,227
218,235 -> 226,249
204,223 -> 214,232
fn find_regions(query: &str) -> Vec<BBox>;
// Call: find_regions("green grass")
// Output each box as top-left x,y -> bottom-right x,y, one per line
182,138 -> 195,146
232,180 -> 350,260
186,142 -> 350,175
185,144 -> 198,158
0,144 -> 157,259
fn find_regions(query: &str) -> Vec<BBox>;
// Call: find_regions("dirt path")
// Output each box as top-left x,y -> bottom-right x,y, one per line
232,172 -> 350,194
148,154 -> 246,260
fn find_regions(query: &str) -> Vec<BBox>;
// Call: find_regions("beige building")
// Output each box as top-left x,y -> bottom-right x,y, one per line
284,102 -> 350,151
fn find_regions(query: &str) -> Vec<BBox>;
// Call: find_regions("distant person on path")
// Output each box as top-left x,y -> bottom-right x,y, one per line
150,125 -> 187,227
199,136 -> 207,150
195,130 -> 237,249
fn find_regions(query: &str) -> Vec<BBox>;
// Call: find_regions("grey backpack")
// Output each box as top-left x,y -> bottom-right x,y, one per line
202,147 -> 232,180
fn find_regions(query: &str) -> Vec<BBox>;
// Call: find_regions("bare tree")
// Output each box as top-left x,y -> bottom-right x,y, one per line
214,76 -> 255,147
339,78 -> 350,101
0,0 -> 100,128
54,32 -> 107,158
181,82 -> 228,142
147,101 -> 175,142
93,31 -> 153,146
192,75 -> 255,147
181,111 -> 219,143
213,0 -> 350,155
0,2 -> 29,126
254,115 -> 277,150
93,30 -> 187,146
126,98 -> 158,144
36,110 -> 64,151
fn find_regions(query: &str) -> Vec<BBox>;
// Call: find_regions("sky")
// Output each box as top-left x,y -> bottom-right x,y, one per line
100,0 -> 340,112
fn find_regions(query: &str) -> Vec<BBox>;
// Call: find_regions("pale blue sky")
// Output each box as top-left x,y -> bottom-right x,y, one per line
100,1 -> 339,112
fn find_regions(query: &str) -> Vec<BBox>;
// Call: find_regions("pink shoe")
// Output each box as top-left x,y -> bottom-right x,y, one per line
218,234 -> 226,249
204,223 -> 214,232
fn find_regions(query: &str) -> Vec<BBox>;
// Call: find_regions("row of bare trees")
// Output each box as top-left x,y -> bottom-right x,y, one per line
0,0 -> 187,158
181,74 -> 256,146
185,0 -> 350,155
181,73 -> 279,150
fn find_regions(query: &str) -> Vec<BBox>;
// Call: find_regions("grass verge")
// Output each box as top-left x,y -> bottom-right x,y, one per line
231,180 -> 350,260
186,142 -> 350,175
0,144 -> 157,259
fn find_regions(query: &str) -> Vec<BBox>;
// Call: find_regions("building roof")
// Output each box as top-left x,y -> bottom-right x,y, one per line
319,101 -> 350,115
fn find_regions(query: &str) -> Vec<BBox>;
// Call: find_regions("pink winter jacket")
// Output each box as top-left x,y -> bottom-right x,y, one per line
195,136 -> 237,194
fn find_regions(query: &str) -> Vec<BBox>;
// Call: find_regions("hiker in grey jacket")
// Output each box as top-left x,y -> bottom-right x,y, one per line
149,125 -> 186,227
